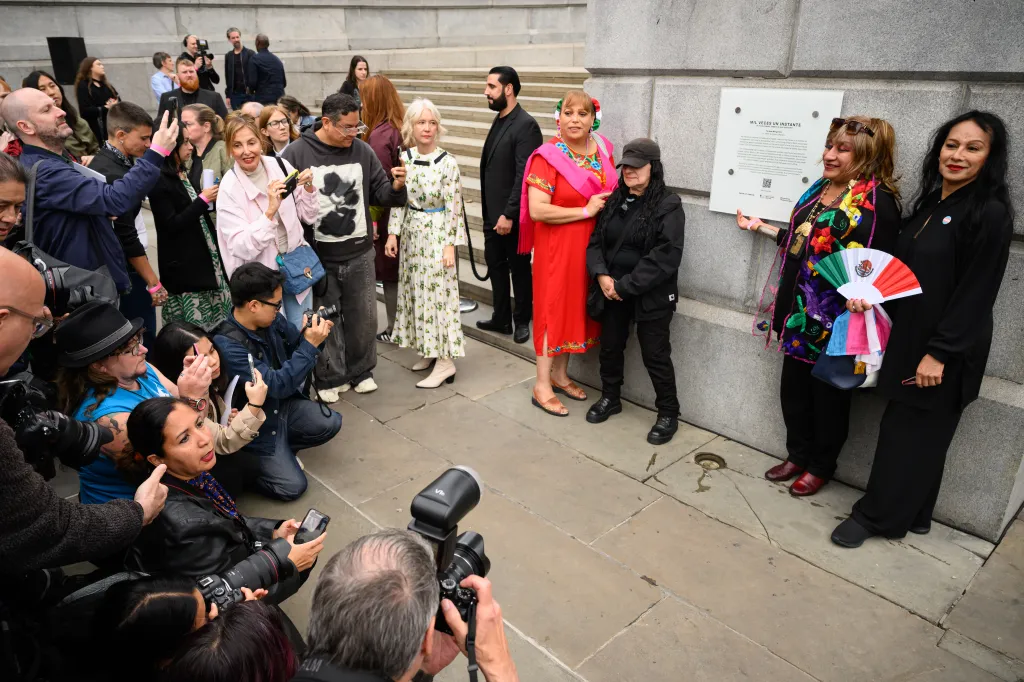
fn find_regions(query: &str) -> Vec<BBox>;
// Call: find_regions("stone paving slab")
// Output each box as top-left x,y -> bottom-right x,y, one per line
434,624 -> 582,682
938,630 -> 1024,682
944,520 -> 1024,663
479,379 -> 717,481
339,355 -> 455,423
648,436 -> 987,624
576,596 -> 818,682
593,496 -> 992,682
386,394 -> 662,543
358,471 -> 663,669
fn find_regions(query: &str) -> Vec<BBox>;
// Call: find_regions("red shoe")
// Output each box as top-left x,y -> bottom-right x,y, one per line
765,460 -> 802,482
790,472 -> 827,496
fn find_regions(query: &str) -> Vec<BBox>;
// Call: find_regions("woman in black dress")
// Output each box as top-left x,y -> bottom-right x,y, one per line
338,55 -> 368,111
74,57 -> 120,141
832,111 -> 1015,548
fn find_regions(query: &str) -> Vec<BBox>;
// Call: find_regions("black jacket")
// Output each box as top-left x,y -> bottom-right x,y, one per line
587,193 -> 686,321
75,80 -> 118,141
157,86 -> 228,122
147,159 -> 223,294
246,49 -> 287,104
179,51 -> 220,91
224,46 -> 255,99
88,146 -> 147,261
479,103 -> 543,230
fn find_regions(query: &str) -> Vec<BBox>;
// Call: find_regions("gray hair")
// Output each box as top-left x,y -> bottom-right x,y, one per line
307,529 -> 439,679
226,27 -> 241,39
400,98 -> 446,149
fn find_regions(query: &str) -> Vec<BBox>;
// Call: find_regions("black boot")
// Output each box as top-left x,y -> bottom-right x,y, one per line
831,518 -> 875,548
586,397 -> 622,424
476,318 -> 512,334
647,416 -> 678,445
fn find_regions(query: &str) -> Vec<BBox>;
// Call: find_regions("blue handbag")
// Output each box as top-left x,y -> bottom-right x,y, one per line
269,157 -> 325,294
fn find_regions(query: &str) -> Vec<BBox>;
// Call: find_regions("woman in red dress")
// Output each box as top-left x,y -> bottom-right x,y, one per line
520,90 -> 617,416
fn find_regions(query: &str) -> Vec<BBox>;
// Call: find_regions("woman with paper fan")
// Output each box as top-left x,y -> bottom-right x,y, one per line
736,116 -> 901,497
832,112 -> 1015,548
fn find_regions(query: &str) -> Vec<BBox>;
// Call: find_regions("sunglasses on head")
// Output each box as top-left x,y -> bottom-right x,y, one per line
830,118 -> 875,137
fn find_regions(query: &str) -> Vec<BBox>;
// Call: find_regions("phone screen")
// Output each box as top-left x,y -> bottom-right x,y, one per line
247,353 -> 256,380
296,508 -> 330,544
167,96 -> 179,122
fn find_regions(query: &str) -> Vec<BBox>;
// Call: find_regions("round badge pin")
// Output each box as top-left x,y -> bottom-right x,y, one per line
942,215 -> 952,224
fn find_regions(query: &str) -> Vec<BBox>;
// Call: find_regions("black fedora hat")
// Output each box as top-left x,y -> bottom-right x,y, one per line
55,301 -> 144,368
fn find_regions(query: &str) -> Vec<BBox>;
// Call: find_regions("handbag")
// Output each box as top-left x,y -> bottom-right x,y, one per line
270,157 -> 325,295
587,202 -> 635,320
10,162 -> 119,311
810,352 -> 868,390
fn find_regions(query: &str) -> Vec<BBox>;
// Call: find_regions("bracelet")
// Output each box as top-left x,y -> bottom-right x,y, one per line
147,282 -> 164,294
150,144 -> 172,157
248,403 -> 264,409
746,218 -> 763,231
582,207 -> 590,218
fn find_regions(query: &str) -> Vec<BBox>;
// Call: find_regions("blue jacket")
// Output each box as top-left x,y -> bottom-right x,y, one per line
213,312 -> 320,455
19,144 -> 165,292
246,49 -> 287,104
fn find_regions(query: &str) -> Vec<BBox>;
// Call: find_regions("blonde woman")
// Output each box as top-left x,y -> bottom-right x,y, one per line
385,99 -> 467,388
182,103 -> 231,183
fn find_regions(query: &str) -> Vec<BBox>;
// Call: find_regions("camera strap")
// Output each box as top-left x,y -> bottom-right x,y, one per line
466,601 -> 479,682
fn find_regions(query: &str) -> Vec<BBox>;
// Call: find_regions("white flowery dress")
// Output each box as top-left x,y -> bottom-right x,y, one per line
389,147 -> 467,359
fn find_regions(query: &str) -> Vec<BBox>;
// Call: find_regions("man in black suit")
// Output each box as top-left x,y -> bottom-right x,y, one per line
157,57 -> 228,122
246,34 -> 287,105
477,66 -> 542,344
223,27 -> 255,110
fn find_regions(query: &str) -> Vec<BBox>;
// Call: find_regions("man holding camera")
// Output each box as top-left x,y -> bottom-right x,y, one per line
158,57 -> 229,122
181,34 -> 220,92
214,262 -> 343,501
0,249 -> 168,574
295,529 -> 518,682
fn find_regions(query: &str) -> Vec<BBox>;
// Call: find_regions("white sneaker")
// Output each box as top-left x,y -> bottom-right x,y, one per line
338,382 -> 351,393
353,377 -> 378,394
318,387 -> 342,403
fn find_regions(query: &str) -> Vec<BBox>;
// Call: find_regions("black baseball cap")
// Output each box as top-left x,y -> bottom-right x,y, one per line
616,138 -> 661,169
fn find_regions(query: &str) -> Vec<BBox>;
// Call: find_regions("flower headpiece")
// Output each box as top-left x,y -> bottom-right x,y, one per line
554,97 -> 602,131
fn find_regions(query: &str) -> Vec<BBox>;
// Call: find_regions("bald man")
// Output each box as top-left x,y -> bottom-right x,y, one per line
0,248 -> 167,572
239,100 -> 264,118
1,88 -> 177,294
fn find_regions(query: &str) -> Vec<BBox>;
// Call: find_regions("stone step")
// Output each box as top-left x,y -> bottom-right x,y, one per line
446,117 -> 558,142
391,78 -> 570,99
399,89 -> 557,116
455,153 -> 480,178
461,175 -> 481,204
382,67 -> 588,87
433,133 -> 483,159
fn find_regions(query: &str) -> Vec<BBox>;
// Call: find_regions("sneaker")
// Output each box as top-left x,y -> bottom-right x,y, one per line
338,382 -> 351,393
353,377 -> 378,394
376,330 -> 394,344
318,387 -> 342,403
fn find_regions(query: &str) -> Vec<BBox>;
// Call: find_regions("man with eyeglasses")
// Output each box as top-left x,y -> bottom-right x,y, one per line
53,301 -> 214,506
213,262 -> 341,501
0,251 -> 170,574
282,93 -> 407,400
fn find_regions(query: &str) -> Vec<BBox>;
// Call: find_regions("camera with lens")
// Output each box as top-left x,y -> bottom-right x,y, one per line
408,466 -> 490,636
0,372 -> 111,480
303,304 -> 339,328
195,537 -> 291,611
38,264 -> 104,317
196,38 -> 213,60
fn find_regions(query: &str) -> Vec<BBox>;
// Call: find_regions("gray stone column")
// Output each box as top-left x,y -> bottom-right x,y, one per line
576,0 -> 1024,542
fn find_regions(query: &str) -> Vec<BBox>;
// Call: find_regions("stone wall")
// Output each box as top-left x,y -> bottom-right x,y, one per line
578,0 -> 1024,542
0,0 -> 586,110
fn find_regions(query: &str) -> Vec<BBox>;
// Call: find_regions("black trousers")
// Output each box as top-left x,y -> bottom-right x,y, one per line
779,355 -> 853,480
483,227 -> 532,326
598,299 -> 679,417
852,400 -> 962,537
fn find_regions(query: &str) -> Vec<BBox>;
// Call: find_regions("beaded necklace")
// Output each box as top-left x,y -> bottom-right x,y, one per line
555,136 -> 602,171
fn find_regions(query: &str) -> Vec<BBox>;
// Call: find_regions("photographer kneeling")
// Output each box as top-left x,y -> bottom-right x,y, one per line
126,396 -> 325,605
295,529 -> 518,682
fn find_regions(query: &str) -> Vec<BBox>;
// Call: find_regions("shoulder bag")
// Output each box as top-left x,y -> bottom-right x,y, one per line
271,157 -> 325,295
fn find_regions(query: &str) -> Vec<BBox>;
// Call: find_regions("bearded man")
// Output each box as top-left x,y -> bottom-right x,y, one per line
157,57 -> 228,121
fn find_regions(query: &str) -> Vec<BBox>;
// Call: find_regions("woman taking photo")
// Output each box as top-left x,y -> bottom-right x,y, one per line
216,115 -> 318,329
181,103 -> 231,183
737,116 -> 901,496
521,90 -> 617,417
363,74 -> 405,343
339,55 -> 369,112
832,112 -> 1014,548
277,95 -> 316,134
385,98 -> 466,388
259,104 -> 298,157
22,70 -> 99,162
74,57 -> 119,141
585,138 -> 685,444
126,397 -> 326,602
149,131 -> 231,329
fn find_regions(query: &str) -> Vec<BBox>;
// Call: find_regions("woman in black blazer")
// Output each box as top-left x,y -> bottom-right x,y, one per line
833,111 -> 1015,548
149,131 -> 231,330
74,57 -> 119,141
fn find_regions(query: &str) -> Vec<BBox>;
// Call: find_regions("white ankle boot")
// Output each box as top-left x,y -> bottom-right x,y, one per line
416,358 -> 456,389
411,357 -> 435,372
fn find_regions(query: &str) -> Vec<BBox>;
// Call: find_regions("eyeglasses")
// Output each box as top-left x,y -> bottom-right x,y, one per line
1,305 -> 54,339
114,330 -> 146,356
266,119 -> 290,129
830,118 -> 875,138
338,123 -> 368,136
256,298 -> 284,311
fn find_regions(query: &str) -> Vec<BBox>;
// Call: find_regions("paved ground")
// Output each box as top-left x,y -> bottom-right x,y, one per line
231,303 -> 1024,682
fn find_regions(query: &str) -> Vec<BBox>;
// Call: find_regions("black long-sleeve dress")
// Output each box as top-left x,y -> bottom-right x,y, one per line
852,187 -> 1014,535
76,80 -> 118,141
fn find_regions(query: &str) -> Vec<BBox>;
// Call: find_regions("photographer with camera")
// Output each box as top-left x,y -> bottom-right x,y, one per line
0,249 -> 168,574
181,34 -> 220,92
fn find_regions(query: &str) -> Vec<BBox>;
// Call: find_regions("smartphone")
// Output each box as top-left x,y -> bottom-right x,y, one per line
167,95 -> 179,122
193,343 -> 200,358
282,169 -> 299,198
247,352 -> 256,380
294,508 -> 330,544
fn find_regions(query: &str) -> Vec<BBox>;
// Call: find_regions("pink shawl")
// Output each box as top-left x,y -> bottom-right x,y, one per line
518,134 -> 617,254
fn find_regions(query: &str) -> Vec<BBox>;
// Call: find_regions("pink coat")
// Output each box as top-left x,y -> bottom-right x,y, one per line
215,155 -> 319,283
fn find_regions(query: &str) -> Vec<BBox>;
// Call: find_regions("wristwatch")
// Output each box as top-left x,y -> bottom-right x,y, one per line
182,396 -> 208,413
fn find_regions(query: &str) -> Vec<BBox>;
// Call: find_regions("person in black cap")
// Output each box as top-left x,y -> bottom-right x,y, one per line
585,137 -> 685,444
54,300 -> 214,505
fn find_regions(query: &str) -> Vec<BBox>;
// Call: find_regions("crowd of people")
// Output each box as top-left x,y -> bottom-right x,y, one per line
0,23 -> 1016,682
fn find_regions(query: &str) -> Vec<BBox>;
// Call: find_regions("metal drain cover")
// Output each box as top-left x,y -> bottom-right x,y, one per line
694,453 -> 727,470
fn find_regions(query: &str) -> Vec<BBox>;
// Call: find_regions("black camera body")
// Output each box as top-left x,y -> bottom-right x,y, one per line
303,304 -> 339,328
196,38 -> 213,60
0,372 -> 111,480
196,537 -> 291,611
408,467 -> 490,636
